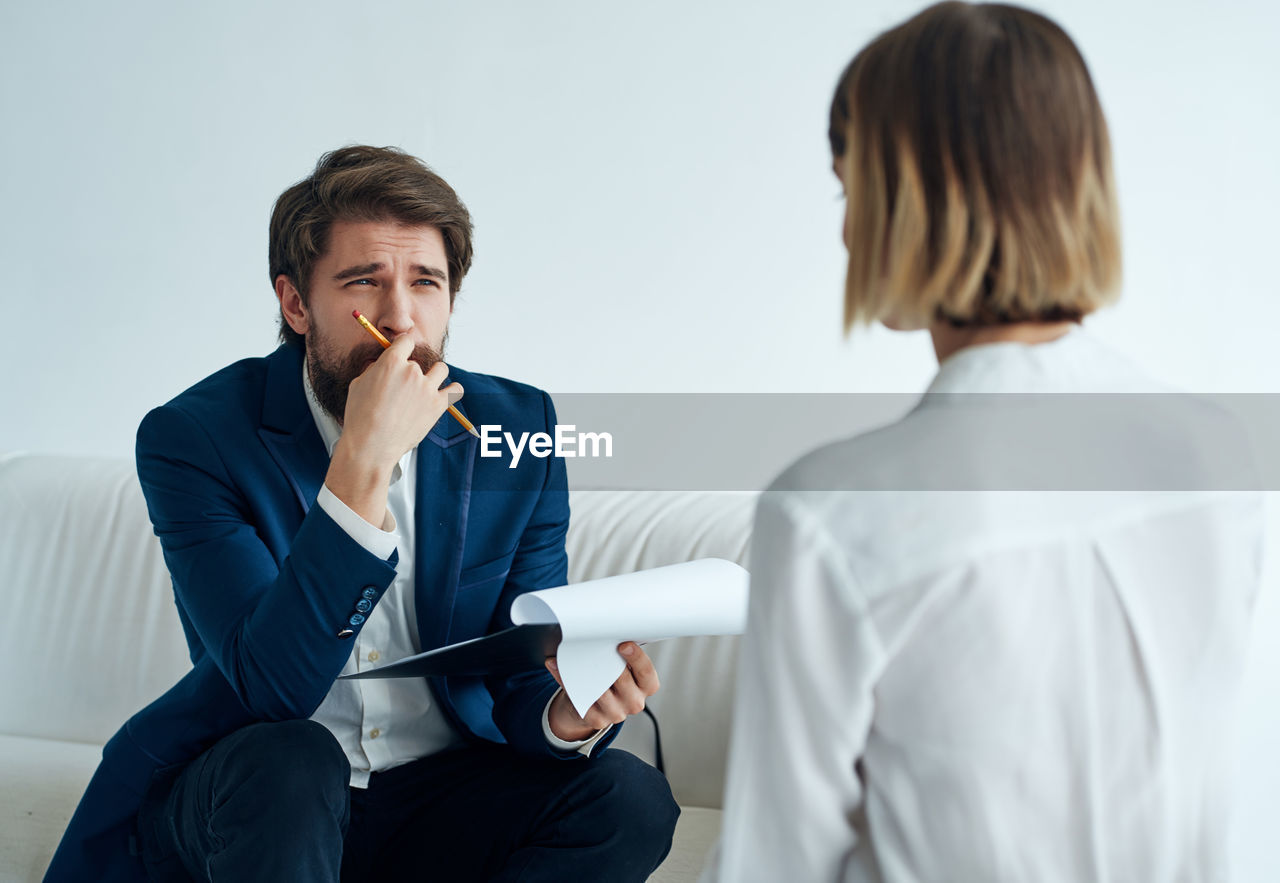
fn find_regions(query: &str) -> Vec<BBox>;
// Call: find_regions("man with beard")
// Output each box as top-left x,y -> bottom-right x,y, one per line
45,146 -> 679,883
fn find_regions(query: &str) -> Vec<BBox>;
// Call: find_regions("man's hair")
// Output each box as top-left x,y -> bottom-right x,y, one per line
269,145 -> 474,347
828,2 -> 1121,330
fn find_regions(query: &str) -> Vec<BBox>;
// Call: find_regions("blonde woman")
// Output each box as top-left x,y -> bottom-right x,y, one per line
704,3 -> 1262,881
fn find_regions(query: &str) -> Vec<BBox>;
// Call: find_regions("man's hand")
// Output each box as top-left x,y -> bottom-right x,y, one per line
545,642 -> 660,742
326,334 -> 462,526
342,334 -> 460,467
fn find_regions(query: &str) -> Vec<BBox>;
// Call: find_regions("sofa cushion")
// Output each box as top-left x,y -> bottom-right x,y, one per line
650,806 -> 722,883
0,453 -> 190,745
0,733 -> 103,880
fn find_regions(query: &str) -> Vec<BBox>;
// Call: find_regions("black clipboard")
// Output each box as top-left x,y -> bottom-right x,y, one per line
338,623 -> 563,680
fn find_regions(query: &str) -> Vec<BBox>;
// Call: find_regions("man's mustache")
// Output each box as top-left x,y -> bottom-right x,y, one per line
343,340 -> 443,378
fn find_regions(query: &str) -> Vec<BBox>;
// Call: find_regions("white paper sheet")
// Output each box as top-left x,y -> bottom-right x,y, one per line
511,557 -> 749,716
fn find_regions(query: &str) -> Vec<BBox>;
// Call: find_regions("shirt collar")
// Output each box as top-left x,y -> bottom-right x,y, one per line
924,325 -> 1085,395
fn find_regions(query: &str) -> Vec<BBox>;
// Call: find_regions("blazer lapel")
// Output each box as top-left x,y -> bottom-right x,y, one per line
414,399 -> 478,652
256,345 -> 330,514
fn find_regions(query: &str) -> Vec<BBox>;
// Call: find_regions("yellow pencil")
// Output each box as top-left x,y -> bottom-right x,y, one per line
352,310 -> 480,439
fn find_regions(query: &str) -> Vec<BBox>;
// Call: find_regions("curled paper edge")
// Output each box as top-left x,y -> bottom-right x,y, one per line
557,639 -> 628,718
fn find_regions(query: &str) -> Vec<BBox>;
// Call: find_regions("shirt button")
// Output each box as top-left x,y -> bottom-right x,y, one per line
368,650 -> 380,662
370,728 -> 381,739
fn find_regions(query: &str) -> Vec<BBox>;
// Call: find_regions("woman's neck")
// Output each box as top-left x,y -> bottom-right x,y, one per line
929,320 -> 1078,364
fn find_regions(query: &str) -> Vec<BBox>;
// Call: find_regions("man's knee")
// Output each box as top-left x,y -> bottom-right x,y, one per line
583,750 -> 680,848
152,720 -> 349,878
231,720 -> 347,774
198,718 -> 350,830
228,719 -> 349,802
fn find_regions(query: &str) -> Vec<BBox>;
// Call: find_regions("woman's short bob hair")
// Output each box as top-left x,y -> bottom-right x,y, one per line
829,1 -> 1121,330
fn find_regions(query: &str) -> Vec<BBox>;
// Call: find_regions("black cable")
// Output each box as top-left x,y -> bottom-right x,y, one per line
642,706 -> 665,775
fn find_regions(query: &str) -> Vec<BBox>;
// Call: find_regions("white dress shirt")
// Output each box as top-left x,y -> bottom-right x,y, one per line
300,365 -> 603,788
704,330 -> 1264,882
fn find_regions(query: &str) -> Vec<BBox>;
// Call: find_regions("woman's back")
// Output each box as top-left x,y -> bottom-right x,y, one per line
715,332 -> 1262,881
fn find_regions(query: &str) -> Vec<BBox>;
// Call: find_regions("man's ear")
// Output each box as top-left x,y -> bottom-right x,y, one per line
275,275 -> 310,336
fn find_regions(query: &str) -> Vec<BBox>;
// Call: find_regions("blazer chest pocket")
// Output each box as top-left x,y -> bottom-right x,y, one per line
457,549 -> 516,590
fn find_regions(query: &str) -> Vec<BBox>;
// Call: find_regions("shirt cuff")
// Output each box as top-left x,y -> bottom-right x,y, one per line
542,688 -> 613,757
317,483 -> 398,560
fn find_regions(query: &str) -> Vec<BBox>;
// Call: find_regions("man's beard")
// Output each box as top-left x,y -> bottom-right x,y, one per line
307,328 -> 446,424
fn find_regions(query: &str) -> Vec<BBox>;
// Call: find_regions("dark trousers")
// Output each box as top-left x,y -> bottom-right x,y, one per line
136,719 -> 679,882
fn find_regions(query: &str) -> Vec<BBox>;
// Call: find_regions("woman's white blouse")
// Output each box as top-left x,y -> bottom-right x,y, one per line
704,331 -> 1263,882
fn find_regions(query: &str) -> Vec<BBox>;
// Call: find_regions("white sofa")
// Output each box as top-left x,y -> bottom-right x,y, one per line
0,451 -> 758,882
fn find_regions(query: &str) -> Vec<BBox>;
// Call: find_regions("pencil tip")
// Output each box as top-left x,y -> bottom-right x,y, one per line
468,427 -> 481,439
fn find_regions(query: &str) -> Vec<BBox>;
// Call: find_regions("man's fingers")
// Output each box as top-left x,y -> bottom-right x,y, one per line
618,642 -> 660,696
440,381 -> 464,404
385,332 -> 415,356
609,680 -> 649,717
549,645 -> 660,731
544,657 -> 563,687
586,689 -> 628,728
423,358 -> 450,383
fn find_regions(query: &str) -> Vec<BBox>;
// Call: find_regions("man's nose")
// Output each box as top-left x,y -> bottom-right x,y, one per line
376,285 -> 415,339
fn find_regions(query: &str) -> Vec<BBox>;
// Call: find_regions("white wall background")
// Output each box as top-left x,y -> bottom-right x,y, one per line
3,0 -> 1277,462
2,0 -> 1278,876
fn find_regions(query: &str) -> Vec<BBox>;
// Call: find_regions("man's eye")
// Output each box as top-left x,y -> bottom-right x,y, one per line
346,278 -> 374,286
415,279 -> 440,287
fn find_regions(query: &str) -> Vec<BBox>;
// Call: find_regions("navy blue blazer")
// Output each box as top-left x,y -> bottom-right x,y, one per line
45,343 -> 612,882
